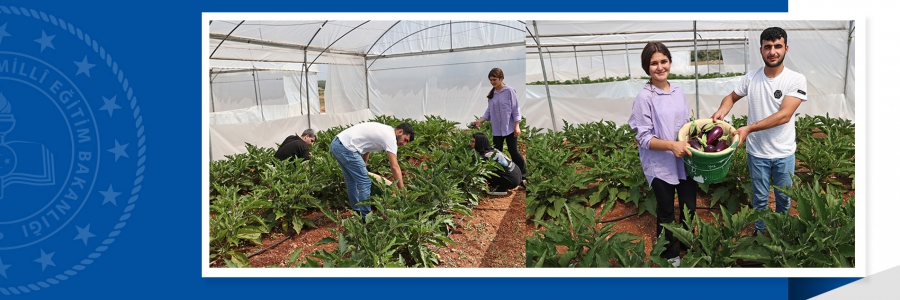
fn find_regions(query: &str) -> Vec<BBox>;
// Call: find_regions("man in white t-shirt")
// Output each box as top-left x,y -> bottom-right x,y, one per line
711,27 -> 808,234
330,122 -> 414,220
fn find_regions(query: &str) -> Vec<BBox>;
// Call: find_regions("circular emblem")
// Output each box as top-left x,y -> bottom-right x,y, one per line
774,89 -> 782,99
0,6 -> 145,295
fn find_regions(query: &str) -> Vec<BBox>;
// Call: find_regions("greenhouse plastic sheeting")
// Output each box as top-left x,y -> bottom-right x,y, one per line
367,45 -> 525,126
525,77 -> 852,130
208,20 -> 527,157
210,109 -> 375,161
210,67 -> 320,124
525,20 -> 855,129
325,56 -> 367,115
210,20 -> 524,64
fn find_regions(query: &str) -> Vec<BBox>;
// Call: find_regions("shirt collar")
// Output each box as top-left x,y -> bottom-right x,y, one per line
646,82 -> 677,95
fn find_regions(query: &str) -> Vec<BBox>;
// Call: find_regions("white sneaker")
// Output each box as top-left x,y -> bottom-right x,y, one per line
667,257 -> 681,267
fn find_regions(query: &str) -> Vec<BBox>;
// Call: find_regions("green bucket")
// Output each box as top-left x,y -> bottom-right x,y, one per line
677,119 -> 740,184
368,172 -> 393,196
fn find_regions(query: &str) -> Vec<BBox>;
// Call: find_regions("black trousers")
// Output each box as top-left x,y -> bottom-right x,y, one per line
492,133 -> 527,179
651,177 -> 697,259
488,165 -> 523,191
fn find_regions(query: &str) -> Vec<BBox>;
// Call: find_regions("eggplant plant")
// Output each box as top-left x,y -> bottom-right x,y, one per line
760,180 -> 855,267
525,130 -> 593,222
526,203 -> 667,268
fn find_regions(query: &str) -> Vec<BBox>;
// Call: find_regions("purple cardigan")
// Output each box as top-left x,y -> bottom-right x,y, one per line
627,83 -> 690,186
482,85 -> 521,137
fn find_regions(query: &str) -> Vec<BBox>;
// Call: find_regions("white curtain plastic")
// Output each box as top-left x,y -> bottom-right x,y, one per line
368,46 -> 526,126
525,20 -> 855,129
210,109 -> 375,161
526,77 -> 851,131
208,20 -> 527,160
325,55 -> 367,114
210,67 -> 320,125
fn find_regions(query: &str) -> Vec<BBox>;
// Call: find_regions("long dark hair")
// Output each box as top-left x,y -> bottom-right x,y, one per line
487,68 -> 504,100
640,42 -> 672,77
472,132 -> 492,155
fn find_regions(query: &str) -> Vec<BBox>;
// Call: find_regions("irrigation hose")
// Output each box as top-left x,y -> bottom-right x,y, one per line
598,212 -> 638,223
737,262 -> 765,267
247,232 -> 296,259
447,216 -> 468,236
697,206 -> 721,210
597,206 -> 719,224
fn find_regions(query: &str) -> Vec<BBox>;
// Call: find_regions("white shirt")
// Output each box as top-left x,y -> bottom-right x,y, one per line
336,122 -> 398,155
734,66 -> 808,159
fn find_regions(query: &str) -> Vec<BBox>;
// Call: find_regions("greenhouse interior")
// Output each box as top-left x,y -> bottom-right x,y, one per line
208,20 -> 526,160
524,20 -> 855,131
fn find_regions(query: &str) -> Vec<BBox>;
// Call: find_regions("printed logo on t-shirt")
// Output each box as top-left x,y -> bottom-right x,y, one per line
774,90 -> 782,99
798,89 -> 806,95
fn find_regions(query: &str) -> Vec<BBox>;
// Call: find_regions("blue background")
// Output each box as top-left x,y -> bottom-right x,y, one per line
0,0 -> 860,299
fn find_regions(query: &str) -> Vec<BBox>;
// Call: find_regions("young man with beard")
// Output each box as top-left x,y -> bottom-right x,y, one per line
711,27 -> 808,234
330,122 -> 414,219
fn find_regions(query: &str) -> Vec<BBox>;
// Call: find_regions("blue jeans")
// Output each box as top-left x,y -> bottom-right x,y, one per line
330,137 -> 371,217
748,153 -> 795,232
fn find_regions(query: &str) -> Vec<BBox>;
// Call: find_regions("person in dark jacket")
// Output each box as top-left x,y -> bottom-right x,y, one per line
274,129 -> 317,161
471,132 -> 522,196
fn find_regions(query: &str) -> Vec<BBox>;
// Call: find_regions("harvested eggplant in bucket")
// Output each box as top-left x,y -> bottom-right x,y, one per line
676,118 -> 741,184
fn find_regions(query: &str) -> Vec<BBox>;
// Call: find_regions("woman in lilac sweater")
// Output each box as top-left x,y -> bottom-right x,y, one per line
472,68 -> 526,186
627,42 -> 697,267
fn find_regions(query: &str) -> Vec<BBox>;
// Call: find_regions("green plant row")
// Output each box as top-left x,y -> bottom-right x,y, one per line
527,72 -> 745,85
527,178 -> 855,268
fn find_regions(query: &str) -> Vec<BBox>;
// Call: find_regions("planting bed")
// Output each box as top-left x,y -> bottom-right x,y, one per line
209,115 -> 529,268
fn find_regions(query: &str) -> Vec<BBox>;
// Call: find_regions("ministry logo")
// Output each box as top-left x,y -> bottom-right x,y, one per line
0,7 -> 146,295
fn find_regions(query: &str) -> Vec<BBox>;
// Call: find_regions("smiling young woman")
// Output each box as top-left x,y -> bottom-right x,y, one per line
627,41 -> 698,267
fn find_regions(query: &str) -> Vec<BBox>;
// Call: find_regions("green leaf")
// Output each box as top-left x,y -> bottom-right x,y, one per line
837,244 -> 855,257
287,248 -> 303,267
599,198 -> 616,219
732,246 -> 772,263
534,205 -> 547,221
617,189 -> 629,201
315,237 -> 338,246
660,222 -> 694,245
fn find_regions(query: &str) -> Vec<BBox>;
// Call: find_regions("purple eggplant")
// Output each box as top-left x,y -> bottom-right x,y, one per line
688,139 -> 702,150
706,126 -> 723,145
714,139 -> 728,152
689,122 -> 699,138
704,144 -> 717,153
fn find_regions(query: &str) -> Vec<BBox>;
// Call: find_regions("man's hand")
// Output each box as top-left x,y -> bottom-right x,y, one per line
386,152 -> 404,190
514,125 -> 521,137
711,108 -> 730,123
712,92 -> 742,123
733,126 -> 750,147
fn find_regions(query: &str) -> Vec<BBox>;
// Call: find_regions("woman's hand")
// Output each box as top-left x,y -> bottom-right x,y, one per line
514,125 -> 521,137
670,141 -> 694,158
